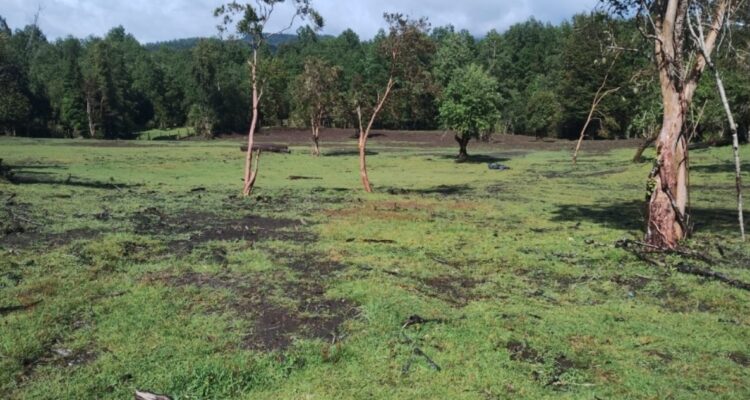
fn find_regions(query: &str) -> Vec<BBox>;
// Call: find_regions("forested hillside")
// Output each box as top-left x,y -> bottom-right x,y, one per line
0,13 -> 747,140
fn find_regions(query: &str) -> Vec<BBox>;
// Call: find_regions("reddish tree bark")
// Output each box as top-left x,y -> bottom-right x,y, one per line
640,0 -> 730,248
242,50 -> 262,196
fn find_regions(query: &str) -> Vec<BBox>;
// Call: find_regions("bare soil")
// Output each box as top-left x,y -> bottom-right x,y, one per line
156,259 -> 357,351
224,128 -> 643,152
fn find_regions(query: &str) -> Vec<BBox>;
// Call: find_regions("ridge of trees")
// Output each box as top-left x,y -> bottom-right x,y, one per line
0,12 -> 747,142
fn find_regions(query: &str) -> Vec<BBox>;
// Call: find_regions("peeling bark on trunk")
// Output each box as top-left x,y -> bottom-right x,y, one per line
642,0 -> 730,249
646,101 -> 689,249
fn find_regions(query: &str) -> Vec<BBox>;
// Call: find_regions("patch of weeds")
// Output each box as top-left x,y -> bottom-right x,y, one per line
73,235 -> 162,267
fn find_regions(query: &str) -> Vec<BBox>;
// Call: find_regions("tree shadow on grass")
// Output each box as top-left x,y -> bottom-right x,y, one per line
551,200 -> 744,235
3,164 -> 139,190
692,162 -> 750,174
324,149 -> 379,157
439,154 -> 511,164
385,184 -> 473,196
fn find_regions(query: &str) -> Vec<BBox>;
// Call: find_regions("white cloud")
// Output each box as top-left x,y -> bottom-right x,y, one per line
2,0 -> 598,43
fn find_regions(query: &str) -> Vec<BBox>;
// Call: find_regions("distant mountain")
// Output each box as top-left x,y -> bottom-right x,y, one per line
144,33 -> 306,51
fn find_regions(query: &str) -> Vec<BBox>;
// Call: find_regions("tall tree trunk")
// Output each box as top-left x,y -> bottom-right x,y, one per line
646,90 -> 690,249
711,55 -> 745,241
358,132 -> 372,192
643,0 -> 730,248
356,77 -> 394,193
455,135 -> 470,162
311,117 -> 321,157
243,50 -> 260,197
86,97 -> 96,138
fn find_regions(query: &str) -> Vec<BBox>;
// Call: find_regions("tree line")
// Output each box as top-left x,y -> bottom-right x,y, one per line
0,11 -> 748,141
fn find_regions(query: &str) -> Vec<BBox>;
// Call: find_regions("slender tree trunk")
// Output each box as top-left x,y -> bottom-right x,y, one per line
356,77 -> 394,193
356,106 -> 373,192
712,64 -> 745,241
358,133 -> 372,192
572,55 -> 620,165
243,50 -> 260,197
455,134 -> 470,162
633,130 -> 658,163
311,116 -> 321,157
86,97 -> 96,138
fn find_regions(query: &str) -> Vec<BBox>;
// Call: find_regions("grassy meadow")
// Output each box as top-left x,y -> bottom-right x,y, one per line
1,136 -> 749,399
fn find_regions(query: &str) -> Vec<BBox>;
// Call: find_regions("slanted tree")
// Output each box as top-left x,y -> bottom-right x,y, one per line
293,57 -> 341,156
687,10 -> 745,240
606,0 -> 736,249
438,64 -> 500,161
354,13 -> 431,193
215,0 -> 323,197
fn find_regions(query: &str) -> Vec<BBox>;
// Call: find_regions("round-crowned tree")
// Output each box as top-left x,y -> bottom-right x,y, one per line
439,64 -> 500,161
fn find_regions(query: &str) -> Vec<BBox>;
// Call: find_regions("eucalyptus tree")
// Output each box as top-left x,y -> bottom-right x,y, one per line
605,0 -> 737,249
215,0 -> 323,197
354,13 -> 432,193
293,57 -> 341,156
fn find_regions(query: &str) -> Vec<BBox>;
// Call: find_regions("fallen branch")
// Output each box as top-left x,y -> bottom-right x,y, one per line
615,239 -> 717,264
402,314 -> 448,329
135,391 -> 172,400
615,239 -> 750,291
675,263 -> 750,291
400,315 -> 443,375
0,300 -> 42,316
400,331 -> 441,374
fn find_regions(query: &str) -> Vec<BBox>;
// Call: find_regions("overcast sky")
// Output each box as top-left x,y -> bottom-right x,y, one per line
3,0 -> 599,43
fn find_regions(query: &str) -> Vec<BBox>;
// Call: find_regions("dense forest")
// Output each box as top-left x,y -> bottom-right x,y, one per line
0,12 -> 748,141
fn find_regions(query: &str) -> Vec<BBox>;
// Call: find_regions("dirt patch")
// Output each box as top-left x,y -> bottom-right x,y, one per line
327,202 -> 432,222
130,208 -> 308,254
506,340 -> 544,363
419,275 -> 486,306
644,349 -> 674,364
385,184 -> 472,197
611,275 -> 652,291
154,257 -> 357,352
728,351 -> 749,367
218,128 -> 642,152
0,226 -> 100,250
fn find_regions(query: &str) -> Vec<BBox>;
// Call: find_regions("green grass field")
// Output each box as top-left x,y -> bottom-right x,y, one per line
1,137 -> 749,399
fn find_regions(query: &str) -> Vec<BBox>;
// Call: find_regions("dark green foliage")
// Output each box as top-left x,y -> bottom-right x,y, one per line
438,64 -> 500,141
0,9 -> 748,140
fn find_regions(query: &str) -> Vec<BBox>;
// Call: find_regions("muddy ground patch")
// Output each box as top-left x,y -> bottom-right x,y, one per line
151,253 -> 357,352
130,207 -> 311,255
